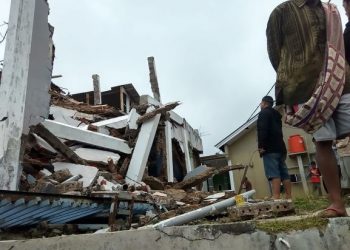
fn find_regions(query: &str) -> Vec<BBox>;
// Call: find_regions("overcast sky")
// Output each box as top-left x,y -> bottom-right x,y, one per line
0,0 -> 347,155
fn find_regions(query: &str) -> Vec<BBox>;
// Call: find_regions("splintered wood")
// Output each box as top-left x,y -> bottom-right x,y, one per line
137,102 -> 180,124
173,165 -> 246,190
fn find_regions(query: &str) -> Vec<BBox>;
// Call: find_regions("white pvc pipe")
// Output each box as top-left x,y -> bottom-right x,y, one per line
152,190 -> 255,229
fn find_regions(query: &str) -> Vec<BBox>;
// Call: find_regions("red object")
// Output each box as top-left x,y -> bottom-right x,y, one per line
310,168 -> 321,183
288,135 -> 306,153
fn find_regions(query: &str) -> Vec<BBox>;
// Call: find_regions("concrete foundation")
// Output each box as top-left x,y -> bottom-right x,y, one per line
0,218 -> 349,250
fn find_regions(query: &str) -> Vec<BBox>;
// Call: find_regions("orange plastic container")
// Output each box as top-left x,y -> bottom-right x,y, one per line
288,135 -> 306,153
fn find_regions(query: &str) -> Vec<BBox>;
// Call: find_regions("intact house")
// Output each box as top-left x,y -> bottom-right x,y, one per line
71,84 -> 140,114
215,114 -> 327,198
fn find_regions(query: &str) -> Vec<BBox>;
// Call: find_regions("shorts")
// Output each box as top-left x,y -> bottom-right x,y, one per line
262,153 -> 290,181
313,94 -> 350,142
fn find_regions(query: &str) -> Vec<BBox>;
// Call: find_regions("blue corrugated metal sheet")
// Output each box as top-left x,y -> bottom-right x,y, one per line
0,191 -> 154,229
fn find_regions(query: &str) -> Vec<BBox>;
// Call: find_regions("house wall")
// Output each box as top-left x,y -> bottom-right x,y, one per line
225,125 -> 317,199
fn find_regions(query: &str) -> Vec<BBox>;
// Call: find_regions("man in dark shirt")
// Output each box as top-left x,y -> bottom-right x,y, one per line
257,96 -> 292,200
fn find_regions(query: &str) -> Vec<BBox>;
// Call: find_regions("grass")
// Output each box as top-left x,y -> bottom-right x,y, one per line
293,196 -> 329,215
256,216 -> 328,234
256,195 -> 350,234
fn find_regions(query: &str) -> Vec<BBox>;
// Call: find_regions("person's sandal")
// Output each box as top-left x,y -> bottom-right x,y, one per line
317,207 -> 348,218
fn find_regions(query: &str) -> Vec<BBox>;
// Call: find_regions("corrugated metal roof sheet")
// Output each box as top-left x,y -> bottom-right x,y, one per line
0,190 -> 154,229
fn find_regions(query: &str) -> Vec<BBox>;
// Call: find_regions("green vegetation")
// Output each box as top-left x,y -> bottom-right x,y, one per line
256,195 -> 350,233
293,196 -> 329,215
256,216 -> 328,234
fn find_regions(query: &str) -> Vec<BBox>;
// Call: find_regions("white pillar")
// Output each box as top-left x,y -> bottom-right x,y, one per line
92,74 -> 101,105
225,145 -> 236,192
165,121 -> 174,182
126,108 -> 161,185
0,0 -> 52,190
297,155 -> 309,195
182,120 -> 193,173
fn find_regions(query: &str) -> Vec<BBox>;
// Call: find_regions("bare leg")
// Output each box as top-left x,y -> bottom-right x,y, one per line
283,179 -> 292,199
315,141 -> 346,214
271,178 -> 281,199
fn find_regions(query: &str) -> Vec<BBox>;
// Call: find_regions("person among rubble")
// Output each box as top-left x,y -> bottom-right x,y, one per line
308,161 -> 322,196
257,96 -> 292,201
267,0 -> 350,217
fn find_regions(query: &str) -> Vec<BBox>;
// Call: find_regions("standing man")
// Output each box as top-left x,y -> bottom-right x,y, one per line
267,0 -> 350,217
257,96 -> 292,200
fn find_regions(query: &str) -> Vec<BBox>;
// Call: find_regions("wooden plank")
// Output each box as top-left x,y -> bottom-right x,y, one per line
42,119 -> 132,154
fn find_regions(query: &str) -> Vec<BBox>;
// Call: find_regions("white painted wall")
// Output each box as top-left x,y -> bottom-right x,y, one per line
0,0 -> 51,190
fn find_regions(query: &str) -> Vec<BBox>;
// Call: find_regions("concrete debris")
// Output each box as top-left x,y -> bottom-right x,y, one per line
52,162 -> 98,188
74,148 -> 120,165
7,64 -> 258,234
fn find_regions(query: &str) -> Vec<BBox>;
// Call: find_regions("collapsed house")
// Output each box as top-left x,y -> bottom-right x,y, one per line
0,0 -> 295,237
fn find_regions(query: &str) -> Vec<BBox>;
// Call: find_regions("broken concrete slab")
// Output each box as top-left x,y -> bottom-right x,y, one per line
126,108 -> 161,185
42,120 -> 132,154
74,148 -> 120,165
127,108 -> 140,130
52,162 -> 98,188
96,176 -> 126,191
49,105 -> 93,128
31,123 -> 87,165
90,115 -> 128,130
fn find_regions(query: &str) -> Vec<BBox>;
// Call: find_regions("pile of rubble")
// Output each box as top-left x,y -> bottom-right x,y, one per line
15,82 -> 270,231
21,84 -> 192,194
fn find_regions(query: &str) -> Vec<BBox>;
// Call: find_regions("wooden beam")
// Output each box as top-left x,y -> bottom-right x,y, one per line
137,102 -> 180,124
173,165 -> 246,190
